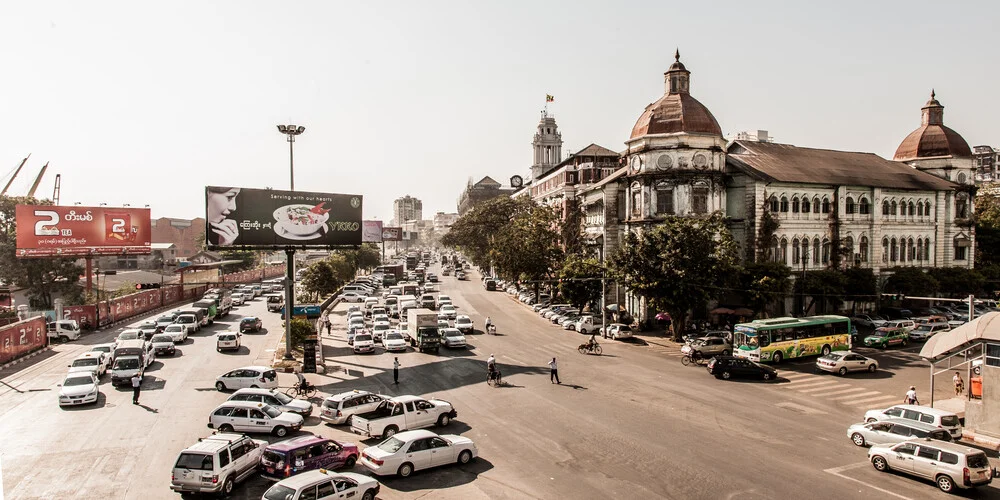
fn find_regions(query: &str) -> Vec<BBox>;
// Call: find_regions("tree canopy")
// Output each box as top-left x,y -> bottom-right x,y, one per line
558,255 -> 603,311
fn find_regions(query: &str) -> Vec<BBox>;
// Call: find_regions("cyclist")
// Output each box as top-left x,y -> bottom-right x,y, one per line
587,334 -> 599,350
295,370 -> 311,393
485,316 -> 493,332
486,354 -> 499,384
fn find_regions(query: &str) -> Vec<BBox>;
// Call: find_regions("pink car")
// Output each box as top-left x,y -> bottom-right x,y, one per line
260,434 -> 359,481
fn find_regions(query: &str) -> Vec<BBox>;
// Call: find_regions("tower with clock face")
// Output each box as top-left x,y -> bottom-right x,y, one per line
624,51 -> 727,226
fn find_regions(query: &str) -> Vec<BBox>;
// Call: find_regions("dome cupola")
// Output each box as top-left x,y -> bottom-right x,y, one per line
893,90 -> 972,161
630,50 -> 722,139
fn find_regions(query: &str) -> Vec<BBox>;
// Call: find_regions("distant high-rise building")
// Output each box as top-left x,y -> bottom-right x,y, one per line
391,196 -> 423,227
974,145 -> 999,183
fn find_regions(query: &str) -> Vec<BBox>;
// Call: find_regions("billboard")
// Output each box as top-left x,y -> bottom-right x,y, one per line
15,205 -> 151,257
362,220 -> 383,243
0,317 -> 47,365
206,187 -> 362,249
382,226 -> 402,241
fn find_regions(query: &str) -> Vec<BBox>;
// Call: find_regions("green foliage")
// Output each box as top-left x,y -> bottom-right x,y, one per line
798,269 -> 847,314
977,263 -> 1000,296
884,267 -> 939,297
337,243 -> 381,271
842,267 -> 877,302
927,267 -> 985,298
219,250 -> 259,273
975,193 -> 1000,266
755,196 -> 780,262
608,213 -> 739,339
287,318 -> 315,349
441,197 -> 528,270
558,255 -> 603,310
0,195 -> 84,309
301,254 -> 356,300
738,261 -> 791,317
561,200 -> 585,257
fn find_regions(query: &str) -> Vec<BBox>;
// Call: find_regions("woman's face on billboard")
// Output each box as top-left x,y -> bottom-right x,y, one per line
207,188 -> 240,223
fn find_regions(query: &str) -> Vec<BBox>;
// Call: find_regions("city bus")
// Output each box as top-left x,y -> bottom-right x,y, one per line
732,315 -> 851,363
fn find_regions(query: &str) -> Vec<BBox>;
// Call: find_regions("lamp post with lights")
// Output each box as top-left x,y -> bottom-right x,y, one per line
277,124 -> 305,360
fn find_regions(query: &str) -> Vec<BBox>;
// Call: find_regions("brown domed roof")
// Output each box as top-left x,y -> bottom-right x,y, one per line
893,91 -> 972,161
630,93 -> 723,139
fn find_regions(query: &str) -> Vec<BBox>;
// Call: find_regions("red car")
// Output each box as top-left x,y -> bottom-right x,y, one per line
259,435 -> 358,480
240,316 -> 263,333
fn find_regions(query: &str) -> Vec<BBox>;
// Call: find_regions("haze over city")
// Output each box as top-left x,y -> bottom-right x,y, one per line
2,0 -> 997,221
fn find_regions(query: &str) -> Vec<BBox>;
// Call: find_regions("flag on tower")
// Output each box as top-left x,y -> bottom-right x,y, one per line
546,94 -> 554,102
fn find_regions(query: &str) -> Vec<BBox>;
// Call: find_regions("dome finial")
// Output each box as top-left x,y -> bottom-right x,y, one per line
931,88 -> 935,100
674,48 -> 680,62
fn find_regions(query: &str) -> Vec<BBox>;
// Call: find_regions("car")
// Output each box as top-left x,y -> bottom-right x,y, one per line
441,328 -> 467,348
863,405 -> 963,440
136,321 -> 159,340
551,309 -> 579,324
706,355 -> 777,381
847,418 -> 953,447
561,314 -> 581,330
149,334 -> 177,356
438,295 -> 452,304
320,390 -> 387,425
170,433 -> 265,496
340,291 -> 368,302
816,351 -> 878,375
116,329 -> 144,344
89,343 -> 116,363
348,317 -> 366,332
174,313 -> 201,332
228,388 -> 312,417
456,272 -> 467,281
359,429 -> 477,478
681,329 -> 730,345
863,327 -> 909,348
851,314 -> 888,329
154,315 -> 175,332
382,331 -> 408,352
681,336 -> 731,358
161,323 -> 188,343
259,435 -> 360,481
439,304 -> 457,320
216,366 -> 279,391
231,293 -> 245,306
603,323 -> 634,340
217,331 -> 242,352
453,315 -> 474,334
372,313 -> 390,324
240,316 -> 263,333
208,401 -> 304,437
868,439 -> 993,493
908,322 -> 950,341
67,351 -> 108,377
353,333 -> 375,354
58,372 -> 100,406
262,469 -> 380,500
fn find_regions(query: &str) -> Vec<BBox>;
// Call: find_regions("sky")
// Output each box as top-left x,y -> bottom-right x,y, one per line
1,0 -> 997,224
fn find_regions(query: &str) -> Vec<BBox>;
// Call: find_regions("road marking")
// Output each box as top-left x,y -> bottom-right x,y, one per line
830,390 -> 881,401
787,379 -> 841,389
781,372 -> 813,380
844,393 -> 896,405
820,387 -> 871,397
845,395 -> 900,407
824,462 -> 916,500
775,401 -> 824,415
797,384 -> 850,394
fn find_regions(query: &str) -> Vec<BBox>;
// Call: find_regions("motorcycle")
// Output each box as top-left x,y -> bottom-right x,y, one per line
578,342 -> 603,355
487,324 -> 497,335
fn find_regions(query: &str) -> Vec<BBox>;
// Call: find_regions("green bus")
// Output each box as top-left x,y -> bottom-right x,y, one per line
733,315 -> 851,363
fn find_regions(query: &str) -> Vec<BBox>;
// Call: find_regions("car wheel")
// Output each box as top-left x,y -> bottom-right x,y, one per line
384,425 -> 398,438
772,351 -> 783,364
59,335 -> 69,343
872,455 -> 889,472
936,474 -> 955,493
219,424 -> 234,433
868,364 -> 877,373
721,350 -> 731,356
866,417 -> 877,423
838,367 -> 848,376
344,455 -> 357,468
222,477 -> 234,495
821,345 -> 832,356
398,462 -> 414,477
215,381 -> 226,391
722,371 -> 732,380
345,415 -> 354,426
458,450 -> 473,464
851,432 -> 866,446
762,372 -> 773,381
273,426 -> 288,437
438,414 -> 451,427
362,490 -> 376,500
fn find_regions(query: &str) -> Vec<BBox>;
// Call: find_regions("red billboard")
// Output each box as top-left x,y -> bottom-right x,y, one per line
0,317 -> 47,365
15,205 -> 152,257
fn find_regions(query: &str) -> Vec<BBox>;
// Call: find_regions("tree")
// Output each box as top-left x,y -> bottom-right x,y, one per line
287,318 -> 314,350
300,260 -> 340,299
561,200 -> 585,257
337,243 -> 381,272
219,250 -> 259,273
608,213 -> 739,340
738,262 -> 791,317
0,195 -> 84,309
441,197 -> 533,270
842,267 -> 877,313
493,202 -> 564,300
798,269 -> 847,315
975,193 -> 1000,266
558,255 -> 603,311
927,267 -> 985,298
884,267 -> 939,297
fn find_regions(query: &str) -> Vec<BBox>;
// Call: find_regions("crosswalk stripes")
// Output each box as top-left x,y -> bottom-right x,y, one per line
845,394 -> 900,407
798,383 -> 851,394
830,390 -> 882,401
819,387 -> 871,397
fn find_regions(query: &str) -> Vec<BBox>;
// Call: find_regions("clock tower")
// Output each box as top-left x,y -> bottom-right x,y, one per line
531,110 -> 563,181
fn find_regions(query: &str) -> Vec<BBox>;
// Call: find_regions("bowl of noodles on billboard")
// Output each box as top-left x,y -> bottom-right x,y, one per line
273,203 -> 331,238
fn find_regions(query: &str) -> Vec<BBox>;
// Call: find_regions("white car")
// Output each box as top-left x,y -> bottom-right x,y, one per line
816,351 -> 878,375
231,293 -> 245,306
116,329 -> 144,344
227,387 -> 312,417
353,333 -> 376,354
382,331 -> 408,352
262,469 -> 380,500
359,429 -> 477,477
89,343 -> 116,363
372,322 -> 391,342
441,328 -> 466,348
216,366 -> 279,391
341,291 -> 368,303
438,295 -> 452,304
162,324 -> 188,343
348,317 -> 366,332
320,390 -> 388,425
372,314 -> 390,324
454,315 -> 474,334
440,305 -> 457,320
67,352 -> 107,378
208,401 -> 303,437
59,372 -> 99,406
216,331 -> 241,352
437,320 -> 450,330
604,323 -> 633,340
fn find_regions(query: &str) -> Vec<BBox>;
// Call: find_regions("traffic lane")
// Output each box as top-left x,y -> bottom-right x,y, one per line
824,459 -> 1000,499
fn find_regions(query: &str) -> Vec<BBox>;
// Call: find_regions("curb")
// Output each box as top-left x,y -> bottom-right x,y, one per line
0,346 -> 51,371
269,296 -> 340,373
963,431 -> 1000,451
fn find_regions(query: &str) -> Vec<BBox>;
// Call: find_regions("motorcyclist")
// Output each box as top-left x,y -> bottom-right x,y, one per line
587,335 -> 599,349
485,316 -> 493,332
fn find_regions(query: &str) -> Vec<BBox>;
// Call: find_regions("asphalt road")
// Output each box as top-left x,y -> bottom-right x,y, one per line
1,266 -> 998,500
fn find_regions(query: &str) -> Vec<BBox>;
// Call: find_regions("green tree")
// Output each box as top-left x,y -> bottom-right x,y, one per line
608,213 -> 739,340
441,197 -> 532,270
843,267 -> 877,313
561,200 -> 585,257
0,195 -> 84,309
287,318 -> 315,350
300,259 -> 340,299
975,193 -> 1000,266
884,267 -> 939,297
798,269 -> 847,315
738,261 -> 791,317
927,267 -> 985,298
337,243 -> 381,272
219,249 -> 259,273
493,201 -> 564,298
558,255 -> 603,310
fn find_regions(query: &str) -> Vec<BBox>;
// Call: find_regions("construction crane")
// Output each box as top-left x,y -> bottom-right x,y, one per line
1,154 -> 30,196
26,162 -> 49,198
52,174 -> 61,205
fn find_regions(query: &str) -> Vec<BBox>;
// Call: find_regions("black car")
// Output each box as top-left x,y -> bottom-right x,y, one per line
706,355 -> 777,381
240,316 -> 262,333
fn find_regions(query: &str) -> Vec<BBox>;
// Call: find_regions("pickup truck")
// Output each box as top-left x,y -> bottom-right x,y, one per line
350,395 -> 457,439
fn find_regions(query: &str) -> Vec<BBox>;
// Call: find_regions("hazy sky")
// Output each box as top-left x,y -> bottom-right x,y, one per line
2,1 -> 997,224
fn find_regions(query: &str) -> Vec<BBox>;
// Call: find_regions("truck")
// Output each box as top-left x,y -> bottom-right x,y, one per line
47,319 -> 82,342
376,264 -> 404,286
405,254 -> 418,270
192,300 -> 219,325
350,395 -> 457,439
202,288 -> 233,317
406,308 -> 440,353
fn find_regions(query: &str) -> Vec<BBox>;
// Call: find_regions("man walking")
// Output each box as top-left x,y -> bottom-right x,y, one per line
393,357 -> 400,384
953,372 -> 965,396
548,357 -> 560,384
131,371 -> 143,405
904,386 -> 919,405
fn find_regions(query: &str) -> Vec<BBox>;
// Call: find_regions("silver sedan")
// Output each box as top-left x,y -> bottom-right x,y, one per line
816,351 -> 878,375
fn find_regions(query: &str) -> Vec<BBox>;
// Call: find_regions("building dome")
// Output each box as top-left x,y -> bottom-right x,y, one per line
630,50 -> 723,139
893,91 -> 972,161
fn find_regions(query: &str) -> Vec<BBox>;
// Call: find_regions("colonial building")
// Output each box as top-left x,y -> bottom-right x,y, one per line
457,176 -> 516,215
525,143 -> 620,219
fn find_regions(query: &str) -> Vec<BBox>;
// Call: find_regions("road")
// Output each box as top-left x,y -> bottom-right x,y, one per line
0,265 -> 998,500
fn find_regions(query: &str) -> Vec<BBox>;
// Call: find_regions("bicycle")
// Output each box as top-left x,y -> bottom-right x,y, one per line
681,351 -> 704,366
285,382 -> 317,399
487,324 -> 497,335
487,369 -> 503,387
578,342 -> 603,355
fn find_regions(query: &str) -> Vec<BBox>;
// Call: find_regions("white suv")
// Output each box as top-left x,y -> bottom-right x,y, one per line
170,433 -> 265,496
869,439 -> 993,493
320,390 -> 387,425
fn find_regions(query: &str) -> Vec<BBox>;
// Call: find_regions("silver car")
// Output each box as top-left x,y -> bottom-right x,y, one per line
816,351 -> 878,375
847,418 -> 952,447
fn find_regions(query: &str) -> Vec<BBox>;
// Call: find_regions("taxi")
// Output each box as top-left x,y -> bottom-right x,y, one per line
863,327 -> 909,349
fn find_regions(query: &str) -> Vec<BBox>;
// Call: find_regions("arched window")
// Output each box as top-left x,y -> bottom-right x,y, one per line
822,198 -> 831,214
925,200 -> 933,216
692,185 -> 709,214
780,238 -> 788,264
891,200 -> 898,216
792,197 -> 800,213
631,183 -> 642,217
859,198 -> 871,215
770,196 -> 779,213
822,238 -> 831,264
813,197 -> 821,215
917,238 -> 923,260
890,237 -> 898,262
908,202 -> 915,216
846,197 -> 856,214
813,237 -> 821,264
899,238 -> 906,262
802,197 -> 811,213
917,202 -> 923,217
769,236 -> 779,263
802,239 -> 810,266
882,238 -> 889,263
883,201 -> 891,217
780,196 -> 789,213
959,172 -> 968,184
859,236 -> 869,263
908,238 -> 915,261
956,193 -> 969,219
792,238 -> 801,265
954,236 -> 968,261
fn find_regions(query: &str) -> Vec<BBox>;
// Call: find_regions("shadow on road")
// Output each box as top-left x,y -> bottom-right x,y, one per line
314,357 -> 548,396
379,456 -> 496,492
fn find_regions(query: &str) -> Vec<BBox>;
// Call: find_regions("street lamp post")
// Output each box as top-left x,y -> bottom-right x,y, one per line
277,124 -> 305,361
801,251 -> 809,316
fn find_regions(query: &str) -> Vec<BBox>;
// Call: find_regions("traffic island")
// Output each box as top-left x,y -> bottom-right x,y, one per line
271,332 -> 326,374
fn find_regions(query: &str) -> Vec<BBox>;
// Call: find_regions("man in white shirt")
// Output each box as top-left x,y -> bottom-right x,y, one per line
904,386 -> 919,405
548,357 -> 560,384
131,372 -> 143,404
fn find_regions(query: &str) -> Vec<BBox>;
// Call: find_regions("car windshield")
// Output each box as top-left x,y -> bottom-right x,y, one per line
91,346 -> 110,353
823,353 -> 844,361
262,405 -> 282,418
157,317 -> 172,323
118,333 -> 139,340
241,318 -> 255,323
140,322 -> 156,328
151,335 -> 173,343
63,376 -> 93,386
219,334 -> 236,340
72,358 -> 98,367
457,318 -> 470,324
114,358 -> 140,370
385,333 -> 403,341
166,326 -> 182,332
913,326 -> 931,332
941,415 -> 961,427
445,330 -> 462,337
374,324 -> 388,331
272,391 -> 293,404
872,330 -> 888,337
355,334 -> 372,342
377,437 -> 406,453
175,453 -> 213,471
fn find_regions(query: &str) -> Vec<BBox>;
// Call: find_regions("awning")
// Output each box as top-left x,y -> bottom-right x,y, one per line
920,312 -> 1000,360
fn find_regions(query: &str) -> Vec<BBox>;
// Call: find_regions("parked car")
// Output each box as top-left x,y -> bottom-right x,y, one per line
908,322 -> 950,342
208,401 -> 304,437
170,433 -> 265,496
851,314 -> 887,329
359,429 -> 477,477
350,395 -> 457,439
603,323 -> 633,340
847,418 -> 953,447
340,291 -> 368,302
863,405 -> 963,440
240,316 -> 263,333
259,435 -> 360,481
706,355 -> 777,381
228,387 -> 312,417
58,372 -> 99,406
261,469 -> 380,500
816,351 -> 878,375
868,439 -> 993,493
215,366 -> 279,391
320,390 -> 387,426
863,327 -> 909,349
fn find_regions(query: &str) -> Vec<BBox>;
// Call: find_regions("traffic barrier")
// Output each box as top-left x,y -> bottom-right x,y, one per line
0,316 -> 47,365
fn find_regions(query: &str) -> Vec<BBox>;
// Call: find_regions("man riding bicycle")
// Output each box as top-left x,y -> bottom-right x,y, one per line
295,370 -> 311,392
487,354 -> 501,384
587,335 -> 599,349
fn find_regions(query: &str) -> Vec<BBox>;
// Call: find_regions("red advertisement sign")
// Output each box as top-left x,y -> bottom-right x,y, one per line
15,205 -> 152,257
0,317 -> 47,365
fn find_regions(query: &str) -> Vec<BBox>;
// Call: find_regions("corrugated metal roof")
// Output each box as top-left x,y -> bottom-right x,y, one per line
574,143 -> 620,157
727,141 -> 957,191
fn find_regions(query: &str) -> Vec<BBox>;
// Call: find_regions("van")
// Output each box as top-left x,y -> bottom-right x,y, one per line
259,435 -> 359,480
170,433 -> 265,495
420,294 -> 436,309
868,439 -> 993,492
485,279 -> 497,291
266,293 -> 284,312
864,404 -> 963,440
111,340 -> 153,386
